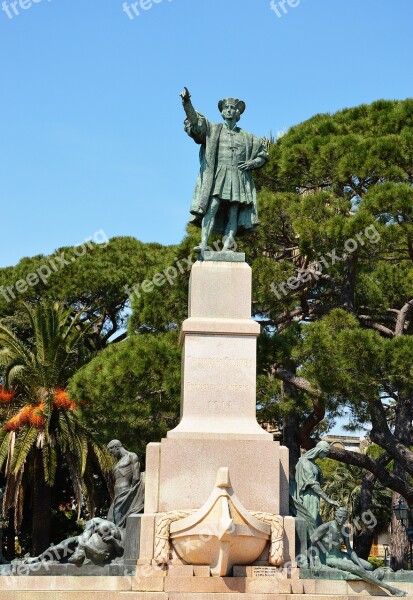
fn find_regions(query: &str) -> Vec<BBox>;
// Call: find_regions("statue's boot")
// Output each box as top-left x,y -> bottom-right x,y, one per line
222,233 -> 236,252
193,230 -> 210,253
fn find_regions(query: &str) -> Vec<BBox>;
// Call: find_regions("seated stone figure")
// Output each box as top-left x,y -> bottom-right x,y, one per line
310,507 -> 406,597
24,518 -> 123,566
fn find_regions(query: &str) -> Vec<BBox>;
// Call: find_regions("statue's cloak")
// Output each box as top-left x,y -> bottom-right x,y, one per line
291,455 -> 324,534
185,113 -> 268,235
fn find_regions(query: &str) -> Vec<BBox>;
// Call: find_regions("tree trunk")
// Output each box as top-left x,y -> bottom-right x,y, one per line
281,381 -> 301,480
31,450 -> 52,556
353,473 -> 376,559
4,508 -> 15,561
283,411 -> 301,480
390,492 -> 408,571
389,394 -> 412,570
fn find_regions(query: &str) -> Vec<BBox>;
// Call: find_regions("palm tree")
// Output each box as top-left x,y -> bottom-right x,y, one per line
0,302 -> 112,554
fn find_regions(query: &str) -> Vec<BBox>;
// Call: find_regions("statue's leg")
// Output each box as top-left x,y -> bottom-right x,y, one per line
358,557 -> 374,571
223,202 -> 239,251
25,539 -> 77,564
327,557 -> 406,596
195,196 -> 220,252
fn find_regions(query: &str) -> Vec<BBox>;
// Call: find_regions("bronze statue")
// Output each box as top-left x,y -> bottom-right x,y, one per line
107,439 -> 144,527
23,518 -> 123,566
311,507 -> 406,597
181,87 -> 269,252
291,441 -> 340,535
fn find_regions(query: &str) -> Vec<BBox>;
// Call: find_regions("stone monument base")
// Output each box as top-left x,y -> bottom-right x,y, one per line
1,574 -> 413,599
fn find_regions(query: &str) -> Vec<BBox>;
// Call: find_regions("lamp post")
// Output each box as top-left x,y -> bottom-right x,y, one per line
393,499 -> 413,570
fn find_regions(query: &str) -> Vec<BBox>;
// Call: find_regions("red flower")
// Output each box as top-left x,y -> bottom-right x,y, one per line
0,386 -> 15,403
4,388 -> 78,433
5,405 -> 34,431
53,389 -> 77,411
29,403 -> 45,429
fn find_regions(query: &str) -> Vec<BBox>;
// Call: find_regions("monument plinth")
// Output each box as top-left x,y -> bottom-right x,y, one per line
168,260 -> 271,440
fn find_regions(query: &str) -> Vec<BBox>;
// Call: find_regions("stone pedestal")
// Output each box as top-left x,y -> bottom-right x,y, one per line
169,261 -> 270,440
138,258 -> 295,578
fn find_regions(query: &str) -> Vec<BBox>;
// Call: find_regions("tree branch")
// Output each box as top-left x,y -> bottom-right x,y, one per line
368,398 -> 413,478
327,446 -> 413,501
274,367 -> 323,399
358,315 -> 395,338
395,299 -> 413,336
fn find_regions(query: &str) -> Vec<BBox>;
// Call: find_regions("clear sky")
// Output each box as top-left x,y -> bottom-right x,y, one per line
1,0 -> 412,268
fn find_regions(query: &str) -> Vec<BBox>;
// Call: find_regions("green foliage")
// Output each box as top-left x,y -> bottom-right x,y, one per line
128,228 -> 197,334
69,331 -> 181,458
0,237 -> 173,349
368,557 -> 384,569
319,459 -> 391,529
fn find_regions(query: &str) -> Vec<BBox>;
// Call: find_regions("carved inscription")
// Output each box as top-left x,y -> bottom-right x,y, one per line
187,356 -> 254,368
186,383 -> 251,391
207,400 -> 233,412
185,355 -> 254,412
253,567 -> 279,578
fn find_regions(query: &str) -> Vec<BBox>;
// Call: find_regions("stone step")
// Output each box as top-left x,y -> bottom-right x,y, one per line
1,593 -> 411,600
0,575 -> 411,599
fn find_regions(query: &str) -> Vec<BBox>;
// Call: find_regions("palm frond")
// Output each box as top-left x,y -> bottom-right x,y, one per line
0,430 -> 11,471
42,443 -> 58,485
10,426 -> 38,475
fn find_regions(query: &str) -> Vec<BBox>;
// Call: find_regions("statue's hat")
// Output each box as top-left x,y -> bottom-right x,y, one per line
218,97 -> 246,114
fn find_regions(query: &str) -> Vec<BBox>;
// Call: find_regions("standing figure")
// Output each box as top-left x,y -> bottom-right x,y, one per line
291,441 -> 340,534
107,440 -> 144,528
311,508 -> 406,597
181,87 -> 269,252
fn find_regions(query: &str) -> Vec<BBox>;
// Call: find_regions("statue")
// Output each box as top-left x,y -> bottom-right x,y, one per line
291,441 -> 340,534
23,518 -> 123,566
310,507 -> 406,597
107,440 -> 144,527
181,87 -> 269,252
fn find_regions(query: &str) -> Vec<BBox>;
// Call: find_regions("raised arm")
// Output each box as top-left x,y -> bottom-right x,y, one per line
180,87 -> 207,144
181,87 -> 198,126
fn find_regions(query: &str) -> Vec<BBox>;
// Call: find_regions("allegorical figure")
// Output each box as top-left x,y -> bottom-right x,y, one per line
311,508 -> 406,597
181,87 -> 269,252
24,518 -> 123,566
291,441 -> 340,534
107,439 -> 144,528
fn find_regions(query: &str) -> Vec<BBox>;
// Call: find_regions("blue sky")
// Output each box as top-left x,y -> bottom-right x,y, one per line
1,0 -> 412,268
